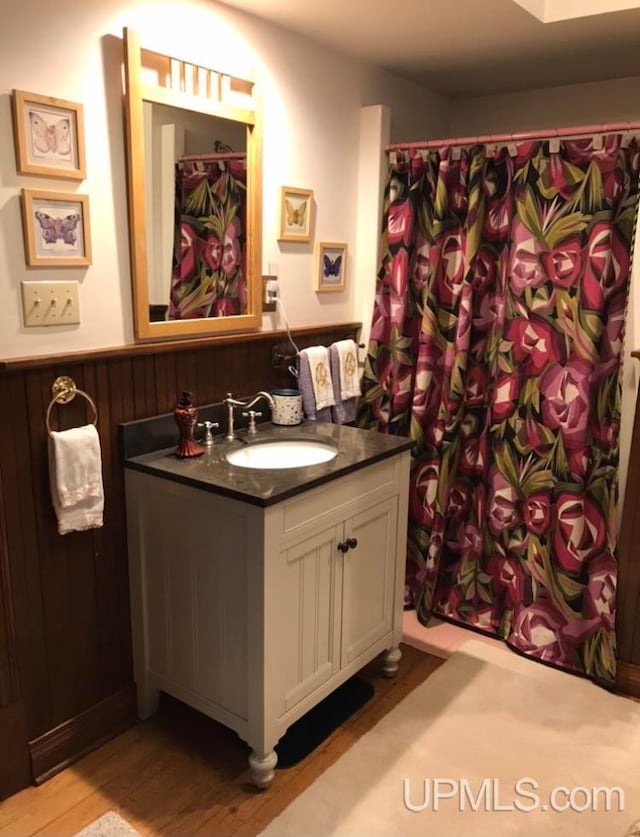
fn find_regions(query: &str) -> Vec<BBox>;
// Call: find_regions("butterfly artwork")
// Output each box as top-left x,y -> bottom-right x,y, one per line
13,91 -> 85,179
279,188 -> 313,242
22,188 -> 91,266
29,110 -> 71,157
317,243 -> 347,292
323,254 -> 342,278
285,198 -> 307,228
34,210 -> 81,246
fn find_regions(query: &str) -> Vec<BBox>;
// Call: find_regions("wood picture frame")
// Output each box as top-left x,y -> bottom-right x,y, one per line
279,186 -> 313,243
21,189 -> 92,267
12,90 -> 86,180
315,242 -> 347,293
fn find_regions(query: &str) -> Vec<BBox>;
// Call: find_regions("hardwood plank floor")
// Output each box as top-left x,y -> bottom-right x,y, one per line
0,646 -> 443,837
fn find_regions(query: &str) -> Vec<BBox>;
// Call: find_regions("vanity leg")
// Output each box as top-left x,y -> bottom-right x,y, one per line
248,749 -> 278,790
382,645 -> 402,678
136,684 -> 160,720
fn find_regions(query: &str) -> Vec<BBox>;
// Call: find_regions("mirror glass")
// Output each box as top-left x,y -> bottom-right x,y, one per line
123,28 -> 262,340
143,104 -> 247,322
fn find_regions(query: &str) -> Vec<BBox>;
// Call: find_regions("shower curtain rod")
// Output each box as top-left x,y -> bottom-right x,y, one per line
385,119 -> 640,151
178,151 -> 246,162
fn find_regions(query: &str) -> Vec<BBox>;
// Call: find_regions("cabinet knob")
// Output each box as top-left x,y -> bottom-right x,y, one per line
337,541 -> 349,553
347,538 -> 358,549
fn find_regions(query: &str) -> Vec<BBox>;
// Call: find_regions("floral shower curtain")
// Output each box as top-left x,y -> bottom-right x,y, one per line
358,135 -> 640,682
168,156 -> 246,320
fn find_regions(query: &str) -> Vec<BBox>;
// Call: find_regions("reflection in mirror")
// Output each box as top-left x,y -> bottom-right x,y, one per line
122,28 -> 262,340
143,104 -> 247,321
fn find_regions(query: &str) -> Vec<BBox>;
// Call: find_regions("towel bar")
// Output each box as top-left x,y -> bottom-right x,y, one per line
272,341 -> 365,368
46,375 -> 98,437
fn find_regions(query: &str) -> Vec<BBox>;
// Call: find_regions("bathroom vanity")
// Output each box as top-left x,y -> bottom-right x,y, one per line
123,420 -> 412,788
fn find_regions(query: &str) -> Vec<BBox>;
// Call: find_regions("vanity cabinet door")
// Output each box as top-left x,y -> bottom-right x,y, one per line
271,494 -> 399,715
273,524 -> 343,715
340,497 -> 398,666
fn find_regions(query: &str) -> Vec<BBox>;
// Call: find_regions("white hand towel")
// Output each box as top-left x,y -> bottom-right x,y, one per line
298,353 -> 332,422
300,346 -> 335,411
330,345 -> 357,424
48,424 -> 104,535
332,339 -> 361,400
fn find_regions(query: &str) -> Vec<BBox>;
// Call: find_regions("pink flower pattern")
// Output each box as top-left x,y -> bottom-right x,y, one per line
169,158 -> 246,320
358,136 -> 640,682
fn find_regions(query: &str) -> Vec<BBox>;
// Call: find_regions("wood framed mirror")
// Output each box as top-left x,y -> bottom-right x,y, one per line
122,27 -> 262,339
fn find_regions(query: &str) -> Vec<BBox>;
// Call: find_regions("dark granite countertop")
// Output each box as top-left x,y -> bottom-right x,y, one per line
123,421 -> 413,507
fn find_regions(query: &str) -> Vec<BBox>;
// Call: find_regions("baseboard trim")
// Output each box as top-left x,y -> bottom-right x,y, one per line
616,661 -> 640,699
29,685 -> 137,784
0,700 -> 31,799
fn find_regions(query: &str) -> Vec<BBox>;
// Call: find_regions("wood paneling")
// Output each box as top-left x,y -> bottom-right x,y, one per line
0,459 -> 32,798
0,323 -> 360,799
29,686 -> 137,785
0,462 -> 20,706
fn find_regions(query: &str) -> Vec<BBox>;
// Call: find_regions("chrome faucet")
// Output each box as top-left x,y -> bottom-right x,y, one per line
224,391 -> 275,441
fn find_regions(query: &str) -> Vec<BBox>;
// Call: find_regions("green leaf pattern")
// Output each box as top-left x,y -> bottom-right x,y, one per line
358,135 -> 640,682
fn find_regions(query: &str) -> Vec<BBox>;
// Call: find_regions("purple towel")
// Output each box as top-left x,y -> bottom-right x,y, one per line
298,352 -> 332,422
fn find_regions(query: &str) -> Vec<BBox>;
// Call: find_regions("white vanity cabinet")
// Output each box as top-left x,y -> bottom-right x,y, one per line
125,449 -> 410,789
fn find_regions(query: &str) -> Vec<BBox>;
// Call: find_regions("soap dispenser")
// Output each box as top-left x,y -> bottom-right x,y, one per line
173,391 -> 204,458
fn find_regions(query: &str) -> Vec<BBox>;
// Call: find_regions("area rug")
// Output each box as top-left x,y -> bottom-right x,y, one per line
259,639 -> 640,837
402,609 -> 500,659
73,811 -> 140,837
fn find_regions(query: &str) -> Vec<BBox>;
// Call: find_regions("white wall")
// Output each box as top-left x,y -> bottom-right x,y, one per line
448,77 -> 640,519
0,0 -> 448,360
355,105 -> 391,354
446,76 -> 640,136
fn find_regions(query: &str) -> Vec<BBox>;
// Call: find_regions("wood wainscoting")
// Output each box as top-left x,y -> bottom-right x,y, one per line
0,322 -> 360,800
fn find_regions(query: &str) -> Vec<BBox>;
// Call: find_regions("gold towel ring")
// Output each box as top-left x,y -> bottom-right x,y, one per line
46,376 -> 98,437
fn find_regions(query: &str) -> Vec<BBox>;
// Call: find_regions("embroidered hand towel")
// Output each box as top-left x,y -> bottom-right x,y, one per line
330,345 -> 357,424
298,352 -> 332,422
300,346 -> 335,411
48,424 -> 104,535
333,339 -> 361,401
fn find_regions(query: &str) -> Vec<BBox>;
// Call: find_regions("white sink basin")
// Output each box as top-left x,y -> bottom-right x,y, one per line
225,439 -> 338,470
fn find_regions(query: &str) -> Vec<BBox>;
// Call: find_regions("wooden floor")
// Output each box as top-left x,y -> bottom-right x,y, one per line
0,646 -> 443,837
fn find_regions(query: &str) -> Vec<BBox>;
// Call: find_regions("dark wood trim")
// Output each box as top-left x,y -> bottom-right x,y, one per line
616,660 -> 640,699
0,322 -> 362,372
29,685 -> 137,784
0,462 -> 20,707
0,701 -> 31,799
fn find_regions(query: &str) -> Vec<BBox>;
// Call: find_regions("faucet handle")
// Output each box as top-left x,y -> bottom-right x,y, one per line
242,410 -> 263,435
197,420 -> 219,445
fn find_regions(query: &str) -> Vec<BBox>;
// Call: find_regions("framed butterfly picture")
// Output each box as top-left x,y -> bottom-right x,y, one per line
315,242 -> 347,293
21,189 -> 92,267
12,90 -> 86,180
279,186 -> 313,243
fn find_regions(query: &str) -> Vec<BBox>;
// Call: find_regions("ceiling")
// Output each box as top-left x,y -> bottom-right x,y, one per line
218,0 -> 640,96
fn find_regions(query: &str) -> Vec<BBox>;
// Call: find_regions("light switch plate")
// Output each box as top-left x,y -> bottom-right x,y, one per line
22,280 -> 80,327
262,275 -> 277,312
